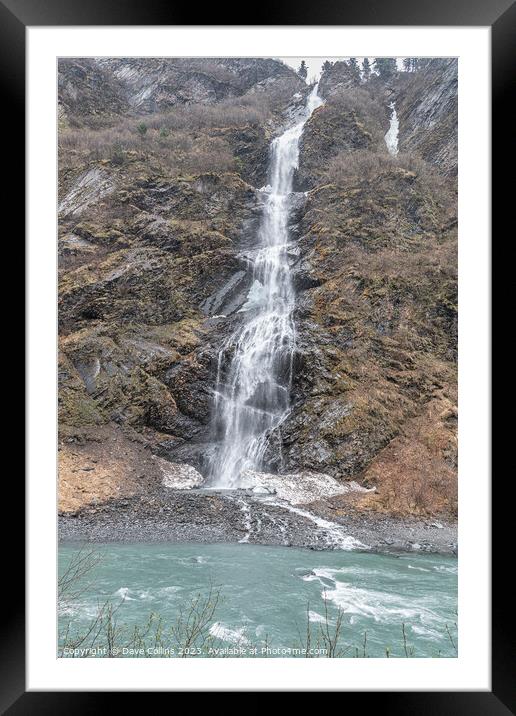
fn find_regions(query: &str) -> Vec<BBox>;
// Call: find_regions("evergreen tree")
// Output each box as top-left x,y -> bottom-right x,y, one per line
374,57 -> 397,80
403,58 -> 412,72
347,57 -> 361,82
322,60 -> 333,73
413,58 -> 432,71
362,57 -> 371,80
348,57 -> 359,72
298,60 -> 308,80
136,122 -> 148,138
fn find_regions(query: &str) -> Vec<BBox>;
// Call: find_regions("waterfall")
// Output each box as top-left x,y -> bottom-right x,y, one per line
384,101 -> 399,155
209,84 -> 324,488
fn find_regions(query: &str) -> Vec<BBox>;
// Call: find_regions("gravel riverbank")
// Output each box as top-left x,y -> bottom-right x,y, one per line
59,488 -> 457,555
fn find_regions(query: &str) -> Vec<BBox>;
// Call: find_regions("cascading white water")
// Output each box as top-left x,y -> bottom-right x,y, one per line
209,84 -> 324,488
384,101 -> 399,155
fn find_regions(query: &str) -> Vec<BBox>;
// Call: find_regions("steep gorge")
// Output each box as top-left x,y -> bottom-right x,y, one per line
58,58 -> 457,521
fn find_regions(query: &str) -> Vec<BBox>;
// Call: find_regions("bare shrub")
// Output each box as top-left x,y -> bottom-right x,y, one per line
323,148 -> 454,205
142,94 -> 270,132
58,548 -> 457,658
58,547 -> 223,658
328,86 -> 386,130
63,92 -> 269,138
58,90 -> 274,175
324,148 -> 397,185
59,122 -> 236,175
58,546 -> 103,603
156,133 -> 236,174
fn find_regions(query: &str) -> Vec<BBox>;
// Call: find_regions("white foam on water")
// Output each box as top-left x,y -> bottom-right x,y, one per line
311,565 -> 377,579
209,622 -> 249,645
156,585 -> 181,597
323,580 -> 444,627
114,587 -> 136,601
432,564 -> 458,574
410,624 -> 442,641
114,587 -> 161,602
301,566 -> 452,630
255,624 -> 266,638
308,567 -> 344,582
308,610 -> 327,623
408,564 -> 431,572
58,601 -> 101,620
301,573 -> 322,583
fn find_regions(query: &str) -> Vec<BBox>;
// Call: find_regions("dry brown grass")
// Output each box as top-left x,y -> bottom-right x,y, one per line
63,92 -> 269,137
328,87 -> 386,130
59,124 -> 237,175
58,91 -> 276,175
58,71 -> 304,177
323,149 -> 454,203
358,397 -> 458,517
58,425 -> 166,513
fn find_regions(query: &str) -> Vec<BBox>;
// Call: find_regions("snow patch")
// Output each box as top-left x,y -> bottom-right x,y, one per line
240,469 -> 375,506
157,460 -> 204,489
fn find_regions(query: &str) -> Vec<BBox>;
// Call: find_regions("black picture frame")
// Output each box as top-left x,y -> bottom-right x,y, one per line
6,0 -> 509,708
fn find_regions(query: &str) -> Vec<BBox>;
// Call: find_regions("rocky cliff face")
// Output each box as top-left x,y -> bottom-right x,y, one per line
58,58 -> 457,519
59,57 -> 301,125
286,60 -> 457,516
396,59 -> 458,176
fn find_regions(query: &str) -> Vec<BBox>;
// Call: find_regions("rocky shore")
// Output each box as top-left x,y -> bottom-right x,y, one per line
59,487 -> 457,555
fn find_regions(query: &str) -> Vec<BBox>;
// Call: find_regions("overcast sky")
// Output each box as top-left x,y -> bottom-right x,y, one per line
279,57 -> 405,83
280,57 -> 331,82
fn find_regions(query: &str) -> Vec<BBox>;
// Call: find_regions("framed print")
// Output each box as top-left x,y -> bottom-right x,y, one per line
6,0 -> 509,707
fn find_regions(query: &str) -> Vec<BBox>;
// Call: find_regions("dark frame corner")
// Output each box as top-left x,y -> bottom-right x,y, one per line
8,0 -> 512,710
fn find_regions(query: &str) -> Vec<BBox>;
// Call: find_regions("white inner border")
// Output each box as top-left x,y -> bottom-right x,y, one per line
27,26 -> 490,691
